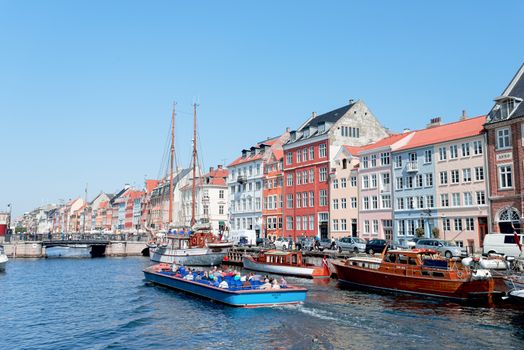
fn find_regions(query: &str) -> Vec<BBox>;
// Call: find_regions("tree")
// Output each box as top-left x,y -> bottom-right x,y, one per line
432,227 -> 440,239
415,227 -> 425,238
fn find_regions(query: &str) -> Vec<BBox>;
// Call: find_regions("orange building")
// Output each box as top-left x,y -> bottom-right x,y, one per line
262,149 -> 285,239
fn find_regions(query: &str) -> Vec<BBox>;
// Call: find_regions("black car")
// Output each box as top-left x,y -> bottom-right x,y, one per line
365,239 -> 389,255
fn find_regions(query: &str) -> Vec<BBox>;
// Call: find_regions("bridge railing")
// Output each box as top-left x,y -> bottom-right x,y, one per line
4,233 -> 150,243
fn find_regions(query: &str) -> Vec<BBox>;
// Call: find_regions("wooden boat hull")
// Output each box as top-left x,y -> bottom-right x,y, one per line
143,265 -> 307,307
242,256 -> 329,278
332,260 -> 496,301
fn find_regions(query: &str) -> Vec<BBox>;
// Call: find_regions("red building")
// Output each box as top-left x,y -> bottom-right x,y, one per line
485,63 -> 524,234
262,149 -> 285,239
282,101 -> 390,240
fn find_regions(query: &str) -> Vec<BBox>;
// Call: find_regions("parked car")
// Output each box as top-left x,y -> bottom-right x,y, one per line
336,236 -> 366,253
318,238 -> 337,251
365,239 -> 389,255
296,236 -> 315,251
415,239 -> 466,258
273,237 -> 292,250
395,237 -> 420,249
483,233 -> 524,257
237,236 -> 251,247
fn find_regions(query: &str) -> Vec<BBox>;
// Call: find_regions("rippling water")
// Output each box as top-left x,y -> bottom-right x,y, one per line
1,257 -> 524,349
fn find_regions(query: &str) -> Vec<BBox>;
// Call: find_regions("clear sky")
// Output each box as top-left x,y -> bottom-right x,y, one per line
1,0 -> 523,218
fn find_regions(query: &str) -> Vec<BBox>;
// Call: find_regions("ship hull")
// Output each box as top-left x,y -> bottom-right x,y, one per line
242,256 -> 328,278
150,246 -> 228,266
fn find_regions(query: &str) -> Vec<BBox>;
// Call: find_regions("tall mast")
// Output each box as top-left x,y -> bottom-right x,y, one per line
83,183 -> 88,234
168,102 -> 176,226
191,103 -> 198,227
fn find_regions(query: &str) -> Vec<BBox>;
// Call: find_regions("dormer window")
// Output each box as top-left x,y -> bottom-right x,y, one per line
303,128 -> 310,138
318,122 -> 325,133
492,96 -> 522,120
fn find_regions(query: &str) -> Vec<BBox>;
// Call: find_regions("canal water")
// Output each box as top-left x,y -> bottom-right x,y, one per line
1,257 -> 524,350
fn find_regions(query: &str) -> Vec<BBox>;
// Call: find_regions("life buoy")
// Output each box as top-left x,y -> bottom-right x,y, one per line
457,271 -> 464,279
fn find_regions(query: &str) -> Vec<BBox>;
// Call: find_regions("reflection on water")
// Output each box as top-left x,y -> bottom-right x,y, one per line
1,258 -> 523,350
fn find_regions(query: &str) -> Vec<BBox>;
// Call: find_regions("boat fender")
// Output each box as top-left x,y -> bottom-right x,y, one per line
461,257 -> 473,267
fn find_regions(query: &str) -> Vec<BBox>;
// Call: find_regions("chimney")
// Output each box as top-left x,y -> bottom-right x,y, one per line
403,128 -> 411,133
217,165 -> 223,169
427,117 -> 442,128
241,149 -> 247,158
349,99 -> 355,105
209,166 -> 214,173
285,127 -> 290,132
460,110 -> 467,121
312,111 -> 317,118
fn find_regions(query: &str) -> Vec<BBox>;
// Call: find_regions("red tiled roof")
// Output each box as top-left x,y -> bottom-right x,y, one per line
358,133 -> 408,154
145,179 -> 161,194
343,145 -> 363,155
396,115 -> 486,151
228,152 -> 264,167
99,201 -> 108,209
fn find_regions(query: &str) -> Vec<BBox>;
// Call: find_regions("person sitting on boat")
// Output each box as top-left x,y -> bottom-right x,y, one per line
260,278 -> 272,290
215,270 -> 224,278
234,272 -> 241,281
218,279 -> 229,289
271,279 -> 281,289
171,263 -> 177,272
279,277 -> 288,287
184,271 -> 194,281
240,274 -> 247,282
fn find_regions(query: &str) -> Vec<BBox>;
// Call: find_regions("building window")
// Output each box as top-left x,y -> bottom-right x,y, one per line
296,172 -> 302,185
341,219 -> 347,231
333,219 -> 339,231
309,169 -> 314,183
395,155 -> 402,168
452,193 -> 461,207
416,174 -> 423,188
296,151 -> 302,163
499,165 -> 513,189
340,178 -> 347,188
363,175 -> 369,189
303,192 -> 308,207
309,191 -> 314,207
351,197 -> 357,208
333,179 -> 338,189
424,150 -> 432,163
381,152 -> 390,166
296,216 -> 301,230
362,156 -> 369,169
350,176 -> 357,187
363,197 -> 370,210
473,140 -> 483,155
364,220 -> 370,234
461,143 -> 470,157
439,147 -> 447,161
443,218 -> 451,231
332,199 -> 339,210
286,194 -> 293,208
418,196 -> 424,209
406,176 -> 414,189
319,144 -> 327,158
286,152 -> 292,165
426,195 -> 434,208
440,171 -> 448,185
372,196 -> 378,209
286,216 -> 293,230
441,194 -> 449,207
319,167 -> 327,182
371,154 -> 377,167
398,220 -> 406,235
397,197 -> 404,210
450,145 -> 458,159
302,170 -> 308,184
407,197 -> 414,209
465,218 -> 474,231
302,148 -> 308,162
372,220 -> 379,235
286,174 -> 293,186
396,177 -> 404,190
309,215 -> 314,230
219,205 -> 224,215
339,198 -> 346,209
496,128 -> 511,149
462,168 -> 471,183
381,195 -> 391,209
219,190 -> 224,199
371,174 -> 377,188
475,167 -> 484,181
320,190 -> 327,206
451,170 -> 459,184
454,218 -> 463,231
425,173 -> 433,187
476,191 -> 486,205
296,193 -> 302,208
309,146 -> 314,160
464,192 -> 473,206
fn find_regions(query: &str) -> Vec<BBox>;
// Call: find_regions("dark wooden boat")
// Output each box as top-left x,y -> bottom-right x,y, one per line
332,249 -> 501,301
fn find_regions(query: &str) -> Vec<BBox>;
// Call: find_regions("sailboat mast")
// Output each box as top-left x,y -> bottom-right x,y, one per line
83,183 -> 88,234
191,103 -> 197,227
168,102 -> 176,226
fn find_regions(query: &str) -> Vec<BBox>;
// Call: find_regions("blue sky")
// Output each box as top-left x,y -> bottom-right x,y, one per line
1,0 -> 523,217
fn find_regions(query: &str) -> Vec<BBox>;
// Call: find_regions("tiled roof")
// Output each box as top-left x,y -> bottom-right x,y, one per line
487,63 -> 524,124
343,145 -> 363,155
300,103 -> 355,131
396,115 -> 486,151
358,133 -> 409,154
228,152 -> 264,167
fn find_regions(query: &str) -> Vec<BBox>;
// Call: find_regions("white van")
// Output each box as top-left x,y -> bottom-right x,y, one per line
483,233 -> 524,257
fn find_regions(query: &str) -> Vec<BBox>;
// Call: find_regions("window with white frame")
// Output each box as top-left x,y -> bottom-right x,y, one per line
441,194 -> 449,207
451,170 -> 459,184
319,167 -> 327,182
396,177 -> 404,190
362,156 -> 369,169
302,148 -> 308,162
319,144 -> 327,158
417,196 -> 424,209
332,198 -> 338,210
381,152 -> 390,166
475,167 -> 484,181
287,174 -> 293,186
452,193 -> 461,207
309,191 -> 314,207
439,147 -> 447,161
440,171 -> 448,185
286,152 -> 292,164
371,174 -> 377,188
424,149 -> 432,163
408,196 -> 414,209
363,175 -> 369,189
341,219 -> 347,231
395,155 -> 402,168
406,176 -> 414,189
333,179 -> 338,189
443,218 -> 451,231
371,154 -> 377,167
461,143 -> 470,157
286,216 -> 293,230
303,192 -> 308,207
350,176 -> 357,187
462,168 -> 471,182
302,170 -> 308,184
454,218 -> 463,231
372,220 -> 379,235
416,174 -> 423,187
372,196 -> 378,209
450,145 -> 458,159
302,216 -> 307,230
397,197 -> 405,209
286,194 -> 293,208
464,192 -> 473,206
476,191 -> 486,205
466,218 -> 474,231
363,197 -> 370,210
296,151 -> 301,163
364,220 -> 370,234
496,128 -> 511,149
296,216 -> 302,230
473,140 -> 483,155
340,178 -> 347,188
351,197 -> 357,208
296,193 -> 302,208
341,198 -> 347,209
332,219 -> 339,231
425,173 -> 433,187
407,220 -> 415,235
426,195 -> 434,208
398,220 -> 406,235
309,146 -> 314,160
296,172 -> 302,185
319,190 -> 327,206
382,173 -> 390,186
309,215 -> 314,230
309,169 -> 314,183
498,164 -> 513,189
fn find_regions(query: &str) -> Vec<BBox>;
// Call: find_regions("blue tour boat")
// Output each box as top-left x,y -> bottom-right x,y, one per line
143,264 -> 308,307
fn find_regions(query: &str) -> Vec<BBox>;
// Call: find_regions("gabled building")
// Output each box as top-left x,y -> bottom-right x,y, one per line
330,146 -> 361,239
262,149 -> 285,240
358,133 -> 414,241
282,100 -> 390,240
392,115 -> 488,252
485,63 -> 524,235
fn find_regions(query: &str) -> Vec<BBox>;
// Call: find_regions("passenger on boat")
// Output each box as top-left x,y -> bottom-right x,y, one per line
234,272 -> 241,281
171,263 -> 177,272
260,279 -> 272,290
218,279 -> 229,289
279,277 -> 288,287
271,280 -> 281,289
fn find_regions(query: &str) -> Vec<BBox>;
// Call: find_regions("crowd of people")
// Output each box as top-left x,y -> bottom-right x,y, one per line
169,264 -> 287,290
